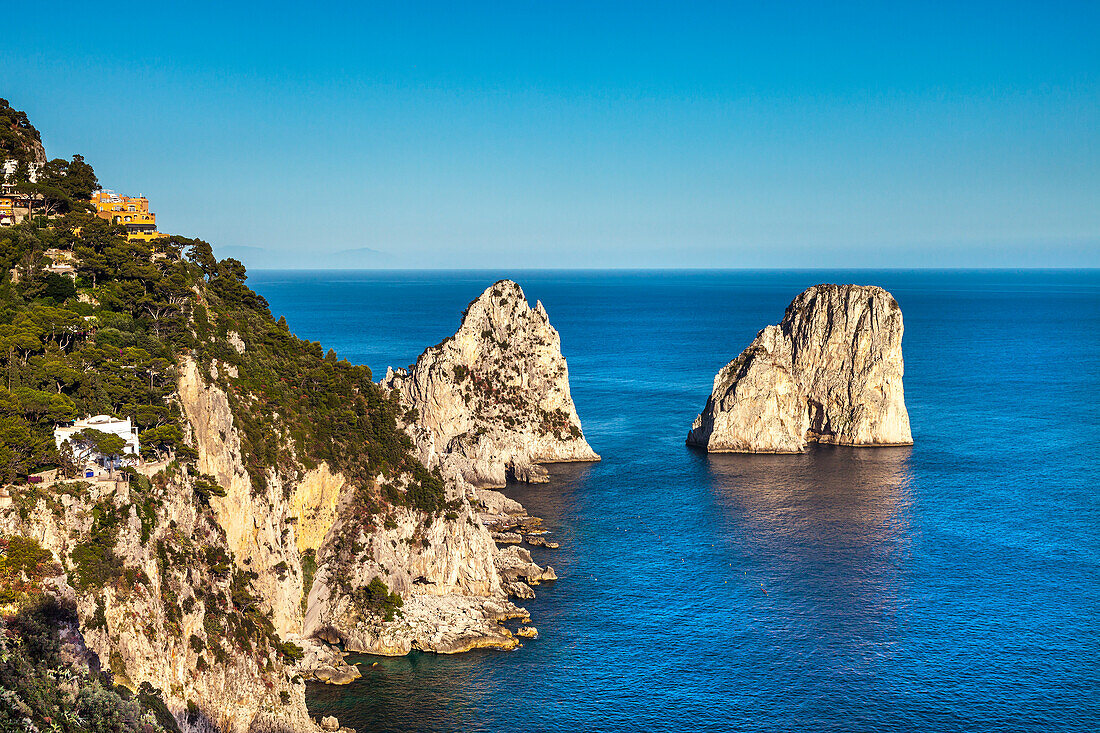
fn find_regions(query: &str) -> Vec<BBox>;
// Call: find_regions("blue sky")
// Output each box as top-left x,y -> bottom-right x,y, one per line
6,1 -> 1098,268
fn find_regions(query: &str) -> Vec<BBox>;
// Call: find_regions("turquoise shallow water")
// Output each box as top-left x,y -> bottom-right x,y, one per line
249,270 -> 1100,733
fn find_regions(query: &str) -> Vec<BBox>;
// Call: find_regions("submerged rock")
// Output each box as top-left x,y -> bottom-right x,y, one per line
688,284 -> 912,453
383,280 -> 599,487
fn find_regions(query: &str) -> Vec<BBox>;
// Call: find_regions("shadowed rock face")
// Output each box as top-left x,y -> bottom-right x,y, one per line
688,284 -> 913,453
383,279 -> 599,487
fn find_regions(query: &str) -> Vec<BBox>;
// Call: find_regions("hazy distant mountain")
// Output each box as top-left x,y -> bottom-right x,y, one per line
214,245 -> 389,269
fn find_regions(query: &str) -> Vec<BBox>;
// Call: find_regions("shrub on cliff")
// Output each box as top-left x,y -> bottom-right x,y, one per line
0,535 -> 58,604
358,576 -> 403,621
0,597 -> 174,732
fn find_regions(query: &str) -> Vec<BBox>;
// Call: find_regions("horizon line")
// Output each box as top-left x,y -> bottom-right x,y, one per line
245,266 -> 1100,273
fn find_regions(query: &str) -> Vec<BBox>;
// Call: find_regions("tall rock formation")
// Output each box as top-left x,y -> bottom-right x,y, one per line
178,358 -> 536,661
383,280 -> 599,486
688,284 -> 912,453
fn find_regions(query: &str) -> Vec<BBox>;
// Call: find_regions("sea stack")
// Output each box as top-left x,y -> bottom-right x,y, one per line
687,284 -> 913,453
384,279 -> 599,486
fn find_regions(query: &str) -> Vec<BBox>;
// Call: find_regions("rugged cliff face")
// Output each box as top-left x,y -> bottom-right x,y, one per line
688,284 -> 912,453
0,98 -> 579,732
303,498 -> 527,656
2,214 -> 584,729
178,357 -> 536,663
383,280 -> 599,486
0,466 -> 317,733
178,358 -> 306,639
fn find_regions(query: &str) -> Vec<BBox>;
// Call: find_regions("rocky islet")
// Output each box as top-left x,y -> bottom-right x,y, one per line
688,284 -> 913,453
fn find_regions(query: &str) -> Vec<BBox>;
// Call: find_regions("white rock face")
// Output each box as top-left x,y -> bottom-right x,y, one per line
0,470 -> 318,733
688,284 -> 913,453
383,280 -> 599,487
178,359 -> 305,637
179,359 -> 536,662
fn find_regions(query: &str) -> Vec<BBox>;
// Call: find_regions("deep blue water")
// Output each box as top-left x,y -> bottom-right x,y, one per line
249,270 -> 1100,733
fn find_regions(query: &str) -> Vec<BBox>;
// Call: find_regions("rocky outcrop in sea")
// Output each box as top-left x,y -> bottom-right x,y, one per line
687,284 -> 913,453
383,279 -> 600,486
0,278 -> 597,731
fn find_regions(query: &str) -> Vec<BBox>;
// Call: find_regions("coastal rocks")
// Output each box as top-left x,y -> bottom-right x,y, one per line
328,595 -> 529,656
318,716 -> 355,733
507,459 -> 550,484
516,626 -> 538,639
505,581 -> 536,599
382,280 -> 599,488
495,545 -> 557,585
296,638 -> 361,685
688,284 -> 913,453
0,469 -> 318,733
303,497 -> 535,655
474,488 -> 524,515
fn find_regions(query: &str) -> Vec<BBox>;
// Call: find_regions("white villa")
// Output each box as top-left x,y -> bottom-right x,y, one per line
54,415 -> 141,472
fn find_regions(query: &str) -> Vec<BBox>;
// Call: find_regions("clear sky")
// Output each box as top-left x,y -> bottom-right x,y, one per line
5,1 -> 1098,268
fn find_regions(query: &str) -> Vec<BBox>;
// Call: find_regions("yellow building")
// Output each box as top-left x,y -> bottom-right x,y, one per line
0,196 -> 12,226
91,189 -> 168,241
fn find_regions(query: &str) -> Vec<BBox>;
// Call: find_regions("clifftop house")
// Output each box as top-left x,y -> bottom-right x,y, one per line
54,415 -> 141,472
92,189 -> 168,242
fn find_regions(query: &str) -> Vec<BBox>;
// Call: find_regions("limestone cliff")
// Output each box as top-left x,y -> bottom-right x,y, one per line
0,469 -> 317,733
383,280 -> 599,486
303,499 -> 528,656
1,282 -> 572,731
181,356 -> 548,662
688,284 -> 913,453
178,358 -> 305,638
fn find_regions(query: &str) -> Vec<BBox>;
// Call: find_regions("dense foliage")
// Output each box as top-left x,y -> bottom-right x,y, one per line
0,98 -> 457,713
0,97 -> 42,169
0,208 -> 437,509
0,535 -> 58,605
0,598 -> 178,733
0,214 -> 197,483
358,576 -> 403,622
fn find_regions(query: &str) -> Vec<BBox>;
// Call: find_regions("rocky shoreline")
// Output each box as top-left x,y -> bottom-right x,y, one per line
292,281 -> 592,674
295,483 -> 560,678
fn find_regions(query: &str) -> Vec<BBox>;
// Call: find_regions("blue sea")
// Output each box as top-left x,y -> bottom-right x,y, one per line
248,270 -> 1100,733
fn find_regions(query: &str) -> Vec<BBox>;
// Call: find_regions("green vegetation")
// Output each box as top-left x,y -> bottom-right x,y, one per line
0,597 -> 175,732
0,535 -> 59,605
193,472 -> 228,505
0,95 -> 452,709
69,500 -> 125,592
300,548 -> 317,614
0,214 -> 194,483
357,576 -> 403,622
69,427 -> 127,463
0,97 -> 43,170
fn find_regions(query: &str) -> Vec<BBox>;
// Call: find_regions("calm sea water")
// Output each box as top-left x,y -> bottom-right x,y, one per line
249,270 -> 1100,733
